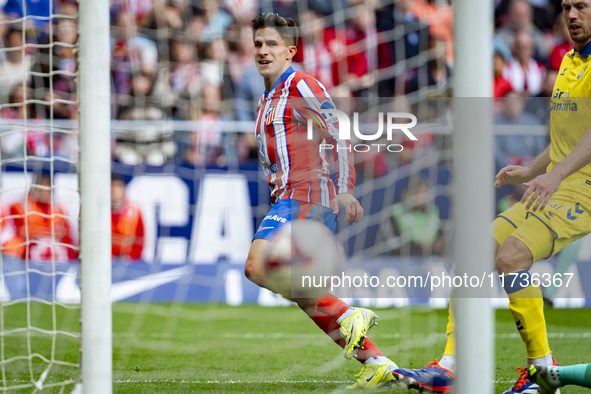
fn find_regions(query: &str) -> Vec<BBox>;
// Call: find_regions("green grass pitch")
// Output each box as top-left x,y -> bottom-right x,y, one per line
3,303 -> 591,393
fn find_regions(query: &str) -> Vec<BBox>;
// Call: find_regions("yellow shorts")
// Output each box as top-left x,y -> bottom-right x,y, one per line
492,179 -> 591,262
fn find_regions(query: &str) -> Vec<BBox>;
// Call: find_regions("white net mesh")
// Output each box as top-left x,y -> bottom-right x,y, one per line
0,1 -> 80,391
1,0 -> 578,391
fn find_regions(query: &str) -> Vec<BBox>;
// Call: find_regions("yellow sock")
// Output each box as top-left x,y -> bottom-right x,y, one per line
443,299 -> 455,356
505,270 -> 551,359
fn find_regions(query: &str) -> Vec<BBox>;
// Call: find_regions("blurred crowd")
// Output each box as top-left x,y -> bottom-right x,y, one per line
0,0 -> 574,258
0,170 -> 145,263
0,0 -> 563,168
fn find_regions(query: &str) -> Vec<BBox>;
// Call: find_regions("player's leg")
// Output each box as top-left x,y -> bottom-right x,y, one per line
528,363 -> 591,393
246,201 -> 398,388
543,238 -> 582,304
493,212 -> 559,393
440,299 -> 456,372
394,305 -> 456,393
496,219 -> 553,362
244,238 -> 270,288
289,202 -> 399,388
392,221 -> 507,393
436,237 -> 503,373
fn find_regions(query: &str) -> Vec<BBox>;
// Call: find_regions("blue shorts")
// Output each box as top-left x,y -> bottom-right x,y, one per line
253,199 -> 337,241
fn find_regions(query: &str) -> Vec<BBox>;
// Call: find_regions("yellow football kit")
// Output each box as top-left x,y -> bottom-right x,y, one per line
494,43 -> 591,261
445,43 -> 591,362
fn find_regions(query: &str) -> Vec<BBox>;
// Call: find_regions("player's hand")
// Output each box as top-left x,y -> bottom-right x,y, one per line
494,165 -> 534,188
331,193 -> 364,224
521,171 -> 563,211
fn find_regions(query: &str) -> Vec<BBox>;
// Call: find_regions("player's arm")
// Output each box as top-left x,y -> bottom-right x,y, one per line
522,127 -> 591,211
295,77 -> 363,223
325,117 -> 363,224
495,144 -> 551,188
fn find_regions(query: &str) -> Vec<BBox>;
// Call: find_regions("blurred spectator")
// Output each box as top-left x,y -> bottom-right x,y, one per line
1,85 -> 52,158
549,12 -> 574,71
228,23 -> 265,122
111,0 -> 154,27
200,37 -> 234,100
0,28 -> 33,103
0,200 -> 16,251
36,18 -> 78,120
111,175 -> 145,261
144,0 -> 189,32
293,8 -> 334,89
184,83 -> 226,166
494,50 -> 513,98
58,1 -> 78,18
193,0 -> 233,44
406,35 -> 451,94
376,0 -> 430,95
496,0 -> 550,63
258,0 -> 299,24
502,30 -> 546,96
236,133 -> 259,164
169,37 -> 201,119
233,63 -> 265,122
525,68 -> 557,124
338,4 -> 381,95
494,90 -> 547,170
111,10 -> 158,101
0,12 -> 8,47
115,70 -> 176,165
3,0 -> 57,38
380,176 -> 443,256
2,172 -> 78,261
410,0 -> 454,65
223,0 -> 257,25
496,0 -> 557,31
226,25 -> 256,85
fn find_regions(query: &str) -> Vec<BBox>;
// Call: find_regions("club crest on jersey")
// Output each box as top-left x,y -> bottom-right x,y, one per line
577,65 -> 588,79
265,106 -> 277,125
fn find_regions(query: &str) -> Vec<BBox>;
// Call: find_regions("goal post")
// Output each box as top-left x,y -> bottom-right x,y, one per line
453,0 -> 494,393
78,0 -> 112,392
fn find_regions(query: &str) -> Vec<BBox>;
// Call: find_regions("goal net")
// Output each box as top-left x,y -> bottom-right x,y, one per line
4,0 -> 583,392
0,1 -> 80,391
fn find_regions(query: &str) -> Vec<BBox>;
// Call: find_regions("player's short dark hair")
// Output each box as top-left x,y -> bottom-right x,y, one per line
251,13 -> 298,47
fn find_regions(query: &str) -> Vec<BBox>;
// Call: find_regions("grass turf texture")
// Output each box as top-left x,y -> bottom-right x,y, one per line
2,303 -> 591,393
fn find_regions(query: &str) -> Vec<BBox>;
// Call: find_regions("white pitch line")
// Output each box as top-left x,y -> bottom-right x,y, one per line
113,379 -> 351,384
219,332 -> 591,340
111,378 -> 532,385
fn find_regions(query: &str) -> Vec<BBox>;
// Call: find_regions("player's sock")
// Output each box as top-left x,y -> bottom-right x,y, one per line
441,299 -> 456,372
505,269 -> 551,359
439,355 -> 456,373
354,338 -> 384,363
303,307 -> 383,362
529,353 -> 553,368
363,355 -> 390,365
306,308 -> 345,345
558,364 -> 591,388
315,294 -> 352,320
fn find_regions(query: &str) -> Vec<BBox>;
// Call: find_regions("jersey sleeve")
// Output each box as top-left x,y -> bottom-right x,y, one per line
293,75 -> 356,194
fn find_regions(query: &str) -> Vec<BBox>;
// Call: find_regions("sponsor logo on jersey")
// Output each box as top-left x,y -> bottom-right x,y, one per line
263,163 -> 280,177
263,214 -> 288,223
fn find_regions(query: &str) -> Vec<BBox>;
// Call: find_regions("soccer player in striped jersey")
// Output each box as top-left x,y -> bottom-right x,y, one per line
395,1 -> 591,392
243,13 -> 400,389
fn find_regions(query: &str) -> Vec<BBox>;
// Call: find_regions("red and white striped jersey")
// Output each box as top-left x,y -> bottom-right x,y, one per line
255,66 -> 355,208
